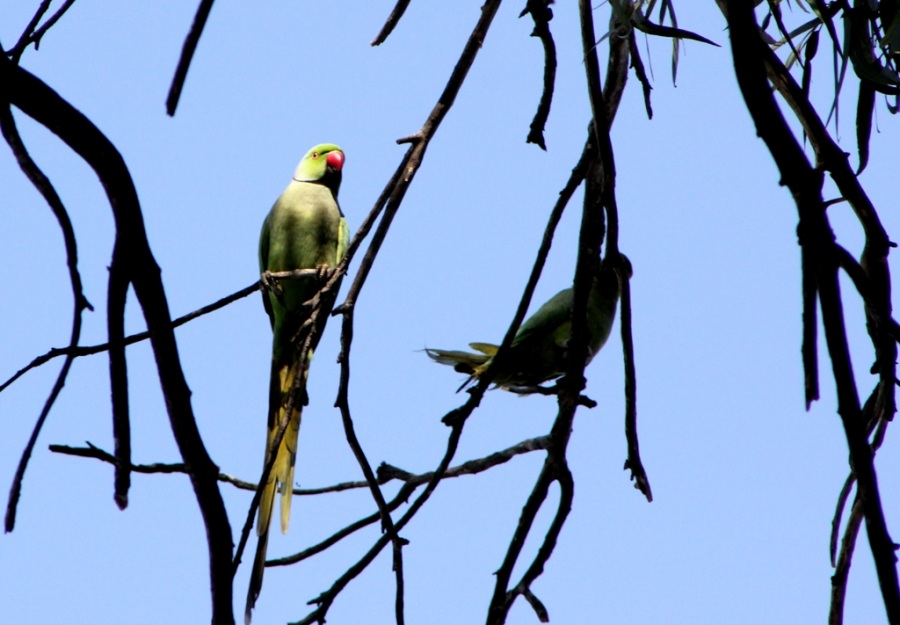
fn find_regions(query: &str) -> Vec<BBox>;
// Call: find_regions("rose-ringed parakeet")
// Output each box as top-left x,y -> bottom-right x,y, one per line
426,255 -> 629,390
246,143 -> 348,623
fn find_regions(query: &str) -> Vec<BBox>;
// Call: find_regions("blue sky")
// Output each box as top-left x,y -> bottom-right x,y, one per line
2,2 -> 899,624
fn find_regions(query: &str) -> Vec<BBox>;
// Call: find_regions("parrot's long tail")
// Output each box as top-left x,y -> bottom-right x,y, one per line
425,343 -> 497,391
245,358 -> 304,623
245,527 -> 269,625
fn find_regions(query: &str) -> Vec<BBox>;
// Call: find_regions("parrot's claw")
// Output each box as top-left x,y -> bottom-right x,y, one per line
314,264 -> 333,284
261,271 -> 283,298
506,383 -> 597,408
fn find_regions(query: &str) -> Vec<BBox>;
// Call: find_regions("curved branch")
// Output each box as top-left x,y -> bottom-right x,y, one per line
521,0 -> 557,150
0,53 -> 235,624
0,101 -> 90,530
722,2 -> 900,620
486,458 -> 561,624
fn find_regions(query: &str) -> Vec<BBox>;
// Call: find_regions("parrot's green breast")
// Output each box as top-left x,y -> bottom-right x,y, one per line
260,179 -> 345,361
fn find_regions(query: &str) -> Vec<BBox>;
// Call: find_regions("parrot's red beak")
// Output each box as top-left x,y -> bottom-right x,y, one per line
326,150 -> 344,171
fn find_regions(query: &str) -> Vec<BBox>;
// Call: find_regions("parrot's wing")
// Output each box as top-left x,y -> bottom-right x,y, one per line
337,214 -> 350,263
469,342 -> 499,356
512,288 -> 573,349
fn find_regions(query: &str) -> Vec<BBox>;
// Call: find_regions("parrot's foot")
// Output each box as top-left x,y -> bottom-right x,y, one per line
260,271 -> 283,299
506,384 -> 597,408
314,264 -> 334,284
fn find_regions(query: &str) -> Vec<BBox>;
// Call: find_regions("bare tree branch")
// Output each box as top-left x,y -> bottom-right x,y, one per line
290,3 -> 508,622
521,0 -> 557,150
721,2 -> 900,621
6,0 -> 78,63
485,2 -> 651,620
0,281 -> 260,394
371,0 -> 412,46
0,100 -> 91,529
0,51 -> 235,624
273,436 -> 551,567
166,0 -> 216,116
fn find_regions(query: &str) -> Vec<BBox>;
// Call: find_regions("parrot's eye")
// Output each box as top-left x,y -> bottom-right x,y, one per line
311,152 -> 320,159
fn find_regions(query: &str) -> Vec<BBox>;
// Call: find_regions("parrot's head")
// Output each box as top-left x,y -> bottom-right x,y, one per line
293,143 -> 344,195
596,252 -> 631,298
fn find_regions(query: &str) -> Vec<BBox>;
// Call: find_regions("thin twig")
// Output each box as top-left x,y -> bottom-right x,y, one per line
830,496 -> 865,625
0,100 -> 90,529
6,0 -> 78,63
620,266 -> 651,501
0,281 -> 260,394
628,30 -> 653,119
166,0 -> 216,116
108,241 -> 130,508
271,436 -> 551,567
521,0 -> 557,149
6,0 -> 52,60
371,0 -> 412,46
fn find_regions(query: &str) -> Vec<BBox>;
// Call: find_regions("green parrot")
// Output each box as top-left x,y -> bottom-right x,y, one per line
426,255 -> 629,390
246,143 -> 348,624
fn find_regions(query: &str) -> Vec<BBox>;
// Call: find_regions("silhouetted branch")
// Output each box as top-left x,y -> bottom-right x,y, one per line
829,403 -> 892,620
371,0 -> 412,46
629,30 -> 653,119
166,0 -> 216,116
620,264 -> 652,501
54,424 -> 548,584
521,587 -> 550,623
830,496 -> 865,625
108,241 -> 130,508
6,0 -> 77,63
0,51 -> 235,624
0,99 -> 90,530
521,0 -> 557,149
487,458 -> 567,624
753,7 -> 900,618
604,7 -> 651,505
512,461 -> 573,615
486,3 -> 647,620
603,13 -> 631,122
0,280 -> 260,394
722,2 -> 900,621
294,3 -> 507,623
271,436 -> 551,567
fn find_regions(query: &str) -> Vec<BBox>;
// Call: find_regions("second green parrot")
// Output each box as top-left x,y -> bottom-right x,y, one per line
246,143 -> 349,623
426,255 -> 629,390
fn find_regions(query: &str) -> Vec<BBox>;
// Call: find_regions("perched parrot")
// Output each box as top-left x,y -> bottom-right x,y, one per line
426,255 -> 629,390
246,143 -> 348,624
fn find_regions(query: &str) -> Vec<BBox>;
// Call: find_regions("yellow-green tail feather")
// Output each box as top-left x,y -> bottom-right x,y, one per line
246,359 -> 305,623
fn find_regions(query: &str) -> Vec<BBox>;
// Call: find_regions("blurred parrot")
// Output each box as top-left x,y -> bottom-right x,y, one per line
246,143 -> 348,623
426,255 -> 629,391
